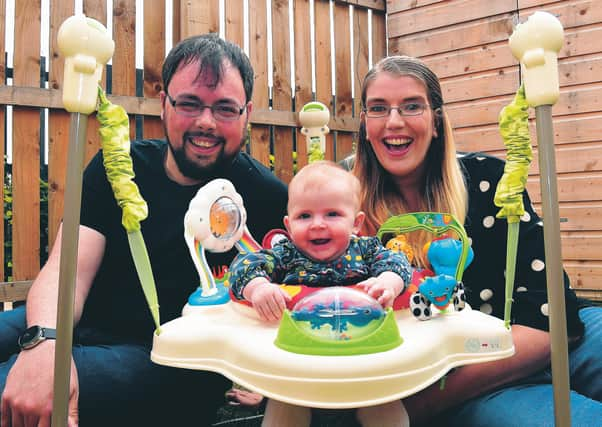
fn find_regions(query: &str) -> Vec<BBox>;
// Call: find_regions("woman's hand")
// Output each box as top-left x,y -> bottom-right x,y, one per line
357,271 -> 406,308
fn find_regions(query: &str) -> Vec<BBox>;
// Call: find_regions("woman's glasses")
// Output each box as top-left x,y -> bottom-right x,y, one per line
363,102 -> 428,118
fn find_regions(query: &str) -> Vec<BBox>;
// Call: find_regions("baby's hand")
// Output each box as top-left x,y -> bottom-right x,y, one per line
243,278 -> 291,322
356,272 -> 405,308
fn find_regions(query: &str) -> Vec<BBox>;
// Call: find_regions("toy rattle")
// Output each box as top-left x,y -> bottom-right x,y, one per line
183,179 -> 263,306
298,101 -> 330,161
378,213 -> 474,320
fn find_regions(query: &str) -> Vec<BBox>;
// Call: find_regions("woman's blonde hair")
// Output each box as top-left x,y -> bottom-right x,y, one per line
352,55 -> 467,267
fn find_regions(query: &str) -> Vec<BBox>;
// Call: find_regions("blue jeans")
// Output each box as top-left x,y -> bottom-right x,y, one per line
443,306 -> 602,427
0,306 -> 230,427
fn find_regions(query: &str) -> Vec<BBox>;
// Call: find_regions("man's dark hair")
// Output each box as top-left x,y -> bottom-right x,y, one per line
162,33 -> 254,102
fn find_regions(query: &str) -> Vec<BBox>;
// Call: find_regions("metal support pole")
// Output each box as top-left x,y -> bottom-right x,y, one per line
51,113 -> 88,427
535,105 -> 571,427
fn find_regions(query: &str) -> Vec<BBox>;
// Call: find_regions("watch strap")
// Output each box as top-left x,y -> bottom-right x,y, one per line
18,325 -> 57,350
42,327 -> 57,339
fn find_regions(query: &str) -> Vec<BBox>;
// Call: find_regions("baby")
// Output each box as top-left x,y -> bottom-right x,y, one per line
229,160 -> 412,427
229,160 -> 412,321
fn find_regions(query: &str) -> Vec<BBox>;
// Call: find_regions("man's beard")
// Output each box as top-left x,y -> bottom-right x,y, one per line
164,126 -> 248,182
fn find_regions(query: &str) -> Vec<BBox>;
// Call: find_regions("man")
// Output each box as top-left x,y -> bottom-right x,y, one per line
0,34 -> 287,427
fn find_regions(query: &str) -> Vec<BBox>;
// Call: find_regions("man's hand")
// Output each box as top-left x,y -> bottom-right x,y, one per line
357,271 -> 405,308
1,342 -> 79,427
243,278 -> 291,322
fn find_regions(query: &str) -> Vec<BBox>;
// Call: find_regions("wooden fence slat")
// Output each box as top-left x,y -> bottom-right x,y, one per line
47,111 -> 70,248
143,0 -> 166,140
527,174 -> 602,205
560,232 -> 602,261
293,0 -> 313,108
334,3 -> 352,118
47,1 -> 74,249
294,0 -> 313,171
113,0 -> 137,97
389,13 -> 516,58
12,1 -> 41,281
82,0 -> 108,170
424,41 -> 515,79
314,0 -> 335,161
337,0 -> 385,10
388,0 -> 443,14
353,7 -> 369,117
248,0 -> 271,167
0,0 -> 4,81
448,83 -> 602,129
388,0 -> 516,38
0,102 -> 4,280
0,0 -> 6,281
371,10 -> 387,64
0,280 -> 33,303
334,2 -> 354,160
172,0 -> 181,44
518,0 -> 560,8
456,112 -> 602,153
486,140 -> 602,178
0,84 -> 364,132
112,0 -> 137,145
83,1 -> 108,88
565,261 -> 602,294
535,142 -> 602,176
225,0 -> 245,48
142,117 -> 165,140
81,2 -> 107,163
84,116 -> 102,166
441,66 -> 519,103
271,0 -> 294,183
520,0 -> 602,30
422,28 -> 602,80
143,0 -> 165,100
180,0 -> 219,38
439,52 -> 602,104
548,203 -> 602,232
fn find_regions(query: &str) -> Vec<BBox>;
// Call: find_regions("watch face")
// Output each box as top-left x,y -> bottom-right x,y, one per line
18,326 -> 43,350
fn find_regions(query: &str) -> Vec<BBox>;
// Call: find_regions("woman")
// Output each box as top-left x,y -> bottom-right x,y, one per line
352,55 -> 601,427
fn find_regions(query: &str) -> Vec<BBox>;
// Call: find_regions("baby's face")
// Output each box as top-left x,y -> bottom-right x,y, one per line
285,180 -> 363,263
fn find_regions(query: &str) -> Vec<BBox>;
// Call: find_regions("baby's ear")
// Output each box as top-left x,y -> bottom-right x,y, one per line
283,216 -> 291,234
353,211 -> 366,234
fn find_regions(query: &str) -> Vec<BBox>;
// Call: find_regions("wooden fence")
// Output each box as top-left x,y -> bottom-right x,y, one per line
0,0 -> 386,297
388,0 -> 602,301
2,0 -> 599,305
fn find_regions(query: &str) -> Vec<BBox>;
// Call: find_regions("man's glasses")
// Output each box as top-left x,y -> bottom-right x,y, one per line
166,93 -> 246,122
363,102 -> 428,118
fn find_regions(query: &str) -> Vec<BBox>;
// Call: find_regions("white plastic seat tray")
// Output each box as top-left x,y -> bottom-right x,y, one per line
151,302 -> 514,409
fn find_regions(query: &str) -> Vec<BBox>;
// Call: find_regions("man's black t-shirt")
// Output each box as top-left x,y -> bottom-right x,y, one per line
78,139 -> 288,342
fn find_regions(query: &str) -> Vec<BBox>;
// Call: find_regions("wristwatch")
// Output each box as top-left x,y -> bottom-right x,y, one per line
18,326 -> 57,350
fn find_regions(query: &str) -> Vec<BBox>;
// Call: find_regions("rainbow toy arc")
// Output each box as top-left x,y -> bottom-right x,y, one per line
234,228 -> 263,254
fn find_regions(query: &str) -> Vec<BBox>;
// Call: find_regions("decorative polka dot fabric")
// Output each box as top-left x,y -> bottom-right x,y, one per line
458,152 -> 584,338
